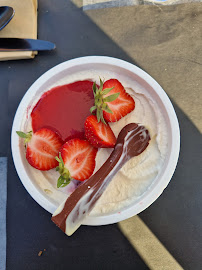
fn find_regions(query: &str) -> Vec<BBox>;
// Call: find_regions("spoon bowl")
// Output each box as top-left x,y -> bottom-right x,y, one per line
0,6 -> 15,31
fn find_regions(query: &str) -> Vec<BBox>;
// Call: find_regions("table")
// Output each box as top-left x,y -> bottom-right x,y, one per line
1,1 -> 202,269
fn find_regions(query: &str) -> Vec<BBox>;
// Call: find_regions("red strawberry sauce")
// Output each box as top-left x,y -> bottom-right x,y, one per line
31,80 -> 95,141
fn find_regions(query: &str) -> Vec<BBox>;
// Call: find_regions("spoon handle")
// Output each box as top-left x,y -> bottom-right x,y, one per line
52,123 -> 150,236
52,143 -> 123,235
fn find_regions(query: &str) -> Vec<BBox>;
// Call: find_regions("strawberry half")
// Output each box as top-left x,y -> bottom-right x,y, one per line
16,128 -> 63,171
56,139 -> 98,188
85,115 -> 116,148
102,79 -> 135,122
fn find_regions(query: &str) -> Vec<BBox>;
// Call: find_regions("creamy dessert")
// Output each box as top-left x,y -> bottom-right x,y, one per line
19,69 -> 168,216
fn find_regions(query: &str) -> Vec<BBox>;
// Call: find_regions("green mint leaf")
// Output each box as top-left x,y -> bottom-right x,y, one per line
101,87 -> 114,96
104,92 -> 120,103
90,106 -> 96,114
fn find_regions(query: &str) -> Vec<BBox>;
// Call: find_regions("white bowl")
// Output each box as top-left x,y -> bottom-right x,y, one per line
11,56 -> 180,226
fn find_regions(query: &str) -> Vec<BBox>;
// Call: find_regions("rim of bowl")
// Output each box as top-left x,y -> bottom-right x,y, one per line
11,56 -> 180,226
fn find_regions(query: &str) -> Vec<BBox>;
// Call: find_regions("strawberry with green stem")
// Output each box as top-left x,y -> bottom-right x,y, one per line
55,138 -> 98,188
90,78 -> 119,124
90,78 -> 135,123
16,128 -> 63,170
55,153 -> 71,188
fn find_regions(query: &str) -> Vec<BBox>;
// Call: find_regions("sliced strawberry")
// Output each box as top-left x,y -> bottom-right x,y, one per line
59,139 -> 98,183
85,115 -> 116,148
102,79 -> 135,122
17,128 -> 63,171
